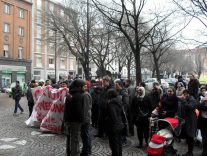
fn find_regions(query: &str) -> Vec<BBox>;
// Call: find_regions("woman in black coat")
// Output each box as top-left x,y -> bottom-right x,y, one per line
131,86 -> 151,148
105,89 -> 124,156
160,87 -> 178,118
197,96 -> 207,156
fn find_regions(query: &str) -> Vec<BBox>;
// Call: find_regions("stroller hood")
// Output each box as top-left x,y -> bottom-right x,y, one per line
158,117 -> 179,132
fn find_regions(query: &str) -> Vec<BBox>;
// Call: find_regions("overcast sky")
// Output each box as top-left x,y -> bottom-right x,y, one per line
52,0 -> 207,49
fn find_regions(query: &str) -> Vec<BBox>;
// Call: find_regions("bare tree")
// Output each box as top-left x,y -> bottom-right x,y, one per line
45,0 -> 98,80
91,0 -> 178,84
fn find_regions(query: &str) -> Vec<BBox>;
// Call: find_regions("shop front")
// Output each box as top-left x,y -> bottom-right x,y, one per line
1,70 -> 12,88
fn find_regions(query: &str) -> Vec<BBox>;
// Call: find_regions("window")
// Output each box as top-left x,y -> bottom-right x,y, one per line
49,57 -> 54,68
60,9 -> 64,17
36,56 -> 42,67
18,47 -> 23,59
19,9 -> 24,19
3,23 -> 10,33
49,3 -> 54,12
49,43 -> 54,54
3,45 -> 9,58
69,59 -> 74,70
36,26 -> 42,39
36,39 -> 42,52
37,0 -> 42,10
18,27 -> 24,36
60,58 -> 65,68
4,3 -> 10,14
37,10 -> 42,23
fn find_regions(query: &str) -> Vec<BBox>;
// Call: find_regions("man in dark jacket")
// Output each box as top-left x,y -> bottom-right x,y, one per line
106,89 -> 124,156
80,83 -> 92,156
64,79 -> 86,156
115,79 -> 129,145
179,89 -> 197,156
12,81 -> 24,116
26,80 -> 36,117
175,75 -> 187,90
95,75 -> 113,138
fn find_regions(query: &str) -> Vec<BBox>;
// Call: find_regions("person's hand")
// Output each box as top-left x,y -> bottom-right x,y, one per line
162,111 -> 166,116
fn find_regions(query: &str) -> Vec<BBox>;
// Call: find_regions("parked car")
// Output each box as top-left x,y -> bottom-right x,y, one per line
144,78 -> 169,90
164,78 -> 177,87
7,82 -> 28,97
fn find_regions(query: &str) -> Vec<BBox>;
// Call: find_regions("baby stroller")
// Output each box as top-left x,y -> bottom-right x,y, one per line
147,117 -> 184,156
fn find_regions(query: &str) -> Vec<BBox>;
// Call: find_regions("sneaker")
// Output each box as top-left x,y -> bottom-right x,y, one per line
20,110 -> 24,114
13,113 -> 19,116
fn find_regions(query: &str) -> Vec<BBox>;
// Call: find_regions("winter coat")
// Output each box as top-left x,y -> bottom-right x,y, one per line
131,95 -> 151,125
83,92 -> 92,124
12,85 -> 22,101
149,88 -> 162,110
105,97 -> 125,134
181,96 -> 197,138
188,79 -> 200,100
161,94 -> 178,118
26,87 -> 34,106
64,88 -> 84,123
197,102 -> 207,130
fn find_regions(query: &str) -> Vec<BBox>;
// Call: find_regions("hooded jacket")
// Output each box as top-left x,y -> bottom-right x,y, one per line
105,96 -> 124,133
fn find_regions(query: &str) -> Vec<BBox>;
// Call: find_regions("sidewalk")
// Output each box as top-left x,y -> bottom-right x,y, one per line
0,94 -> 202,156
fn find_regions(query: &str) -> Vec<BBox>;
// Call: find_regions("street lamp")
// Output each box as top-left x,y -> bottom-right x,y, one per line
54,29 -> 57,82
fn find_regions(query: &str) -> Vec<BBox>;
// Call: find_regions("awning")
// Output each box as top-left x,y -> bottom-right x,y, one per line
1,69 -> 12,74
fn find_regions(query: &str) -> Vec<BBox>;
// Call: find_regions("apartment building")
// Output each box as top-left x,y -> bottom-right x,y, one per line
0,0 -> 32,89
31,0 -> 76,81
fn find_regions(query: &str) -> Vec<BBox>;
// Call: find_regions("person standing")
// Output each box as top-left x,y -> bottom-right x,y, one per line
124,79 -> 136,136
64,79 -> 86,156
179,90 -> 197,156
160,87 -> 178,118
131,86 -> 151,148
12,81 -> 24,116
26,80 -> 36,117
197,96 -> 207,156
95,75 -> 113,138
105,89 -> 124,156
115,79 -> 129,145
188,74 -> 200,101
80,82 -> 92,156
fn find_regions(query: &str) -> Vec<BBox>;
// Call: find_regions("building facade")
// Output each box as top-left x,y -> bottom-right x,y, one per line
0,0 -> 32,89
31,0 -> 76,82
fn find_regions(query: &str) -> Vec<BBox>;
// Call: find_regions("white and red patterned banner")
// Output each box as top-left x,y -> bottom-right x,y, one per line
25,86 -> 68,133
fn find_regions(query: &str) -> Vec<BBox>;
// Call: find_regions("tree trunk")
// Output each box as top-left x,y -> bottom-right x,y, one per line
152,53 -> 161,82
134,52 -> 142,86
127,59 -> 131,79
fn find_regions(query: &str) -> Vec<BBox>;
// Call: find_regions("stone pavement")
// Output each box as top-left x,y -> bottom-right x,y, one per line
0,93 -> 202,156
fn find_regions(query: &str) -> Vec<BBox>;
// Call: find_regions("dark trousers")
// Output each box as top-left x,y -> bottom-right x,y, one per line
14,99 -> 23,113
108,131 -> 122,156
97,110 -> 106,137
81,124 -> 92,156
28,102 -> 34,117
186,136 -> 194,153
135,118 -> 149,146
200,118 -> 207,156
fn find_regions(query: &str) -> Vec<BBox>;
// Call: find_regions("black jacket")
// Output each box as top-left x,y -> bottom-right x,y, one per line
12,85 -> 22,101
26,87 -> 34,105
161,94 -> 178,118
105,97 -> 124,134
64,88 -> 84,123
131,95 -> 151,124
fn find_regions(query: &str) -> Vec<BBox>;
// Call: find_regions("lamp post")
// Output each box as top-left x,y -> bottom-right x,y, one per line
54,29 -> 57,82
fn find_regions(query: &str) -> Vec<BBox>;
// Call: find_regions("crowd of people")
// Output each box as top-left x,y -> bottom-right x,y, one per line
10,74 -> 207,156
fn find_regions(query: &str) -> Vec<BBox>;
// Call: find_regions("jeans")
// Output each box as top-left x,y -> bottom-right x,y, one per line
14,99 -> 23,113
81,124 -> 92,156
